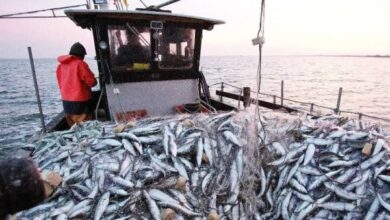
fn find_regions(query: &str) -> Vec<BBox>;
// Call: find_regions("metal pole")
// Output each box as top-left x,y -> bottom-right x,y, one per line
28,47 -> 46,133
281,80 -> 284,106
237,89 -> 242,109
243,87 -> 251,108
358,113 -> 363,130
273,95 -> 276,104
335,87 -> 343,114
86,0 -> 90,9
220,82 -> 224,102
310,103 -> 314,114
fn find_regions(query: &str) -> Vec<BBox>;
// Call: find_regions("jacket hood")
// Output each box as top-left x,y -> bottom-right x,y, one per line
69,42 -> 87,56
57,55 -> 81,64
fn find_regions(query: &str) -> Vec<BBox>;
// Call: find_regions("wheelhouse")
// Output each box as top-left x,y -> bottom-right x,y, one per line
65,9 -> 225,122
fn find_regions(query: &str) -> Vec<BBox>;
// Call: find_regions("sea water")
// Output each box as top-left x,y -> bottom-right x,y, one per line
0,56 -> 389,151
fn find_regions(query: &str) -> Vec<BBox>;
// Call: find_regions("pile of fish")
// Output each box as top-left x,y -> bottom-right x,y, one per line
255,113 -> 390,219
16,111 -> 390,219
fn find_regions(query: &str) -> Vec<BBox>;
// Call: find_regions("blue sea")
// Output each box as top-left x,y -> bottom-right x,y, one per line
0,56 -> 389,152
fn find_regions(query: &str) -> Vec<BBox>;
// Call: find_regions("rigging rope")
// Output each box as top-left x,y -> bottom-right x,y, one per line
255,0 -> 266,119
0,4 -> 87,19
254,0 -> 267,145
104,59 -> 127,121
139,0 -> 149,8
242,1 -> 267,217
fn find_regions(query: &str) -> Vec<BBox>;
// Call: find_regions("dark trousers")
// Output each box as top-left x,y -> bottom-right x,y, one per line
65,114 -> 93,127
62,99 -> 94,127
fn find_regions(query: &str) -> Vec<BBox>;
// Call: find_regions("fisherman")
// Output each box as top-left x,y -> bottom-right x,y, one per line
115,30 -> 150,66
56,42 -> 97,127
0,158 -> 46,219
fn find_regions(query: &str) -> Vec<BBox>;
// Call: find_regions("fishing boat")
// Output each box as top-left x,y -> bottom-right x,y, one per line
45,0 -> 290,133
10,2 -> 390,219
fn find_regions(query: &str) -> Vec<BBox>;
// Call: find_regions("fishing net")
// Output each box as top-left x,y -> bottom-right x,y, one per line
16,110 -> 390,219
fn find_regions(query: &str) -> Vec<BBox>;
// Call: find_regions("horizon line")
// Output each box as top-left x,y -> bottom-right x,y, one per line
0,54 -> 389,59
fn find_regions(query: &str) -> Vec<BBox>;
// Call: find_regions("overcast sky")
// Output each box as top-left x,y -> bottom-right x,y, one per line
1,0 -> 390,58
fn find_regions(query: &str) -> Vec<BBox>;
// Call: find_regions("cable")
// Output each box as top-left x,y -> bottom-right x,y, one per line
139,0 -> 148,8
95,87 -> 105,120
104,59 -> 126,121
199,71 -> 211,104
0,4 -> 86,18
0,16 -> 67,19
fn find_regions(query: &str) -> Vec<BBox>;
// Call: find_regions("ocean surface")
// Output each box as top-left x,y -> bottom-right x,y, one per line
0,56 -> 389,152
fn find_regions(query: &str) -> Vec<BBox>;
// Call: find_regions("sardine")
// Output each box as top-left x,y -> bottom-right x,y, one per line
142,190 -> 161,220
94,192 -> 110,220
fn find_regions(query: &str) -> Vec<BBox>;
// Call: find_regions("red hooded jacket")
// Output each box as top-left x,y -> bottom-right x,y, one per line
56,55 -> 97,102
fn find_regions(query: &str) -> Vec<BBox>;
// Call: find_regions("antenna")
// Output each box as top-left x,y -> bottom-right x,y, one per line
136,0 -> 180,12
152,0 -> 180,10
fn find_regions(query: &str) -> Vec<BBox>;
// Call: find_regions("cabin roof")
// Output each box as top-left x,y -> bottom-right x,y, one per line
65,9 -> 224,30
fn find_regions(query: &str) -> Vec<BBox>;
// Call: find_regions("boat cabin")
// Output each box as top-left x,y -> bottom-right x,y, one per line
64,9 -> 226,123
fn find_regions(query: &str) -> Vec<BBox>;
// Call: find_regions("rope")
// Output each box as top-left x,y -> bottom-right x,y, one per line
95,87 -> 105,120
104,60 -> 126,120
220,82 -> 241,90
199,71 -> 211,104
208,82 -> 222,87
250,90 -> 274,97
313,103 -> 335,111
0,16 -> 67,19
340,111 -> 390,123
240,0 -> 267,217
283,97 -> 312,105
0,4 -> 87,18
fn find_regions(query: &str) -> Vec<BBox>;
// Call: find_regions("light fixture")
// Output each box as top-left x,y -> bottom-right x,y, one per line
99,41 -> 108,50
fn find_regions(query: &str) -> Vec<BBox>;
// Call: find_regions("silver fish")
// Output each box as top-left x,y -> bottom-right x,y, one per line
142,190 -> 161,220
94,192 -> 110,220
196,138 -> 204,167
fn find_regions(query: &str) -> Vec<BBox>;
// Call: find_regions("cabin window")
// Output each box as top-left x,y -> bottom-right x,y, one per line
158,27 -> 195,70
107,24 -> 151,71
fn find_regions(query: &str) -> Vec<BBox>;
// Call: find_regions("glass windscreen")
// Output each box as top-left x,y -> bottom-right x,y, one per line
108,24 -> 151,71
158,27 -> 195,69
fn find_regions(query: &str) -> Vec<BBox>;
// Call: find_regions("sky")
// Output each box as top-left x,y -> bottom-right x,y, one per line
1,0 -> 390,58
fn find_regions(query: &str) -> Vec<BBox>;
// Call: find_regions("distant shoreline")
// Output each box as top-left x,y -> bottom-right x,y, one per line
316,55 -> 390,58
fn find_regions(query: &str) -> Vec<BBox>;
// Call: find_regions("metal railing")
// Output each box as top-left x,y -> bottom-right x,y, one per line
209,81 -> 390,124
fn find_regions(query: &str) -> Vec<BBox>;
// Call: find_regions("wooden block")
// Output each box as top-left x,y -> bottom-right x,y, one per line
114,123 -> 126,133
126,120 -> 137,128
182,119 -> 194,128
176,176 -> 186,191
362,143 -> 373,156
161,208 -> 176,220
41,170 -> 62,197
41,170 -> 62,187
207,212 -> 220,220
